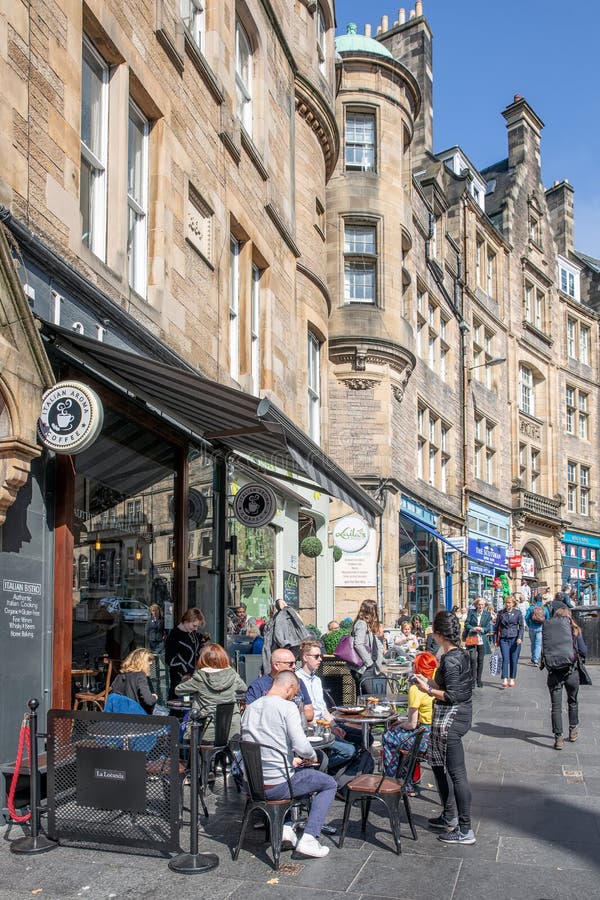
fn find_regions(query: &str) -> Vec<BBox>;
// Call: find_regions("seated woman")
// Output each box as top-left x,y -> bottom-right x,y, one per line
394,620 -> 419,653
109,647 -> 157,714
411,615 -> 425,644
175,642 -> 247,742
381,651 -> 437,793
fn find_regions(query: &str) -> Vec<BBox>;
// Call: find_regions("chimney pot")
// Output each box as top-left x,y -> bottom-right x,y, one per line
376,24 -> 381,34
514,93 -> 523,102
381,14 -> 389,30
415,1 -> 423,15
554,180 -> 559,187
409,9 -> 416,19
365,23 -> 372,36
393,20 -> 399,26
564,178 -> 569,184
399,8 -> 406,24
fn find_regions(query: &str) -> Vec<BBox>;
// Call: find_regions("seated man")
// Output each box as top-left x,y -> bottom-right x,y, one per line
241,670 -> 336,858
246,648 -> 314,723
296,639 -> 358,771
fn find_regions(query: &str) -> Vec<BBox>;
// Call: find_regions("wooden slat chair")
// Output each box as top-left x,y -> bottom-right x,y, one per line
73,659 -> 113,711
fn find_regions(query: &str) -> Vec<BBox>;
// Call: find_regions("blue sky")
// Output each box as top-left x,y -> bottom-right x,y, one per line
335,1 -> 599,255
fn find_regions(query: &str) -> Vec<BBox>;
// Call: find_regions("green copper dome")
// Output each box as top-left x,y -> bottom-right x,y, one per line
335,23 -> 393,58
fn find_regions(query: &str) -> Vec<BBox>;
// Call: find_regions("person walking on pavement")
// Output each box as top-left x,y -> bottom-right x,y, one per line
413,610 -> 476,845
349,599 -> 383,692
494,595 -> 524,688
542,607 -> 587,750
525,594 -> 549,665
463,596 -> 493,688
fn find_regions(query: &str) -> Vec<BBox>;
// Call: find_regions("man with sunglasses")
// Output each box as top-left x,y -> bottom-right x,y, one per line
246,648 -> 314,723
296,639 -> 357,771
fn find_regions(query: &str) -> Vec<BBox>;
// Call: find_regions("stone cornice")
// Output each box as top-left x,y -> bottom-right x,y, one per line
337,53 -> 421,120
520,255 -> 553,288
295,73 -> 339,180
296,262 -> 331,315
329,336 -> 416,376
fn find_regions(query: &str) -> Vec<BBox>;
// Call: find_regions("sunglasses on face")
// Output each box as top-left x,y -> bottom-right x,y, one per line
308,653 -> 323,659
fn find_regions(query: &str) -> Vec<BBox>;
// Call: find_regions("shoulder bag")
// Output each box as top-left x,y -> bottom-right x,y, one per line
334,633 -> 363,668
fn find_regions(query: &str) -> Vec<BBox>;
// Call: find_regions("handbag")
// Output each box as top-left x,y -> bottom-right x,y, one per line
577,657 -> 592,686
464,635 -> 479,647
334,633 -> 363,668
489,649 -> 502,677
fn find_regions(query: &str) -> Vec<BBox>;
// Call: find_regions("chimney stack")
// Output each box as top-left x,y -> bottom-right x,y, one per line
381,14 -> 389,31
365,23 -> 372,36
546,179 -> 575,255
398,7 -> 406,23
502,95 -> 544,169
415,1 -> 423,15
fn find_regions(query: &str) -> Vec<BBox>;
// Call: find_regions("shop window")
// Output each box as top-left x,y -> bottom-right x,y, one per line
344,221 -> 377,303
235,18 -> 253,134
80,37 -> 109,260
345,110 -> 376,172
127,100 -> 149,297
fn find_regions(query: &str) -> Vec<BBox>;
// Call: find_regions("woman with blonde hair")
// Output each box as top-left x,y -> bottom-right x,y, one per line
175,642 -> 246,741
109,647 -> 157,714
350,599 -> 383,690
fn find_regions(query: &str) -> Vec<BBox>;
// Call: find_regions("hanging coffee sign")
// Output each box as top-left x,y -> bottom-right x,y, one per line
38,381 -> 104,454
233,483 -> 277,528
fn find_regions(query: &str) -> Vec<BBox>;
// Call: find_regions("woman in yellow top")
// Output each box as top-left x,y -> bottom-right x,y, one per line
382,651 -> 437,793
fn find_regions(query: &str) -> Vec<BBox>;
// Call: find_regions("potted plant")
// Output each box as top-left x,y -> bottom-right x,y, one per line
300,536 -> 323,558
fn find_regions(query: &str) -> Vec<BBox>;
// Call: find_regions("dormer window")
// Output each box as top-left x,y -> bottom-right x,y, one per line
558,256 -> 580,301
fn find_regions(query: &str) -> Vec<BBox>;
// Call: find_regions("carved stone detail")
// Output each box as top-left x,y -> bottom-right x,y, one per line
391,369 -> 412,403
342,378 -> 377,391
0,438 -> 40,526
519,417 -> 541,441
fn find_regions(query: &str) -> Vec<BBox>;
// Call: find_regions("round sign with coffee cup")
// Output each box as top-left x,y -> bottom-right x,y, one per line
38,381 -> 104,454
233,483 -> 277,528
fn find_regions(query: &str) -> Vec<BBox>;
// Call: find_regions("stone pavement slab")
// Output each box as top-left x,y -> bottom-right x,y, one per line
1,652 -> 599,899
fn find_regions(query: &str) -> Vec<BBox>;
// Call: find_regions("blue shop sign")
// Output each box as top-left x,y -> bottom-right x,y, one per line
468,538 -> 507,570
400,495 -> 436,527
468,562 -> 495,577
563,532 -> 600,549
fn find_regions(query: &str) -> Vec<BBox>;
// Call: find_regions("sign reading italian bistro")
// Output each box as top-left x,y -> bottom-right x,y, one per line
38,381 -> 104,455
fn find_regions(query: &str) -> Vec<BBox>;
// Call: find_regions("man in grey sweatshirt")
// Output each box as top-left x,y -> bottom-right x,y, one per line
241,670 -> 337,858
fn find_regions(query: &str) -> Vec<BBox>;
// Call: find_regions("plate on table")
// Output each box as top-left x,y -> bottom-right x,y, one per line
364,705 -> 393,718
307,735 -> 323,743
333,706 -> 363,715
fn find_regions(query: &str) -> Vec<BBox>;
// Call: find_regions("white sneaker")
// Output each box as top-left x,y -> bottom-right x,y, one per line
281,824 -> 298,849
295,832 -> 329,858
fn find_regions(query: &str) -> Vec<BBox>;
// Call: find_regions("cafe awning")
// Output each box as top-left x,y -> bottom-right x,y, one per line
42,324 -> 382,526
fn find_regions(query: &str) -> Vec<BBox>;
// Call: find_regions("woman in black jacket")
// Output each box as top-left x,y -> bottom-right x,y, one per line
165,607 -> 210,699
494,596 -> 524,688
413,610 -> 475,845
109,648 -> 157,713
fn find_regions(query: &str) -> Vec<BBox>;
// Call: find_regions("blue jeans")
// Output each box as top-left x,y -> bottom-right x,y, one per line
327,738 -> 357,770
265,769 -> 337,838
499,637 -> 521,679
529,627 -> 542,663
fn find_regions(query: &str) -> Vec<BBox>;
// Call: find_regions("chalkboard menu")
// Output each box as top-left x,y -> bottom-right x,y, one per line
283,571 -> 299,609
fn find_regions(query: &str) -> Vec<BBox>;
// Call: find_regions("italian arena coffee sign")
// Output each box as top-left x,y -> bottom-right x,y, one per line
332,515 -> 369,553
38,381 -> 104,454
234,483 -> 277,528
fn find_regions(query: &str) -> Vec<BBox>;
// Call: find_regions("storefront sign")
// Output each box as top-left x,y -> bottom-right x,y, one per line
563,531 -> 600,549
468,538 -> 507,570
169,488 -> 208,529
521,556 -> 535,578
468,562 -> 494,577
2,578 -> 42,639
283,571 -> 299,609
508,554 -> 522,569
446,536 -> 466,553
332,515 -> 369,553
233,483 -> 277,528
38,381 -> 103,454
335,528 -> 377,587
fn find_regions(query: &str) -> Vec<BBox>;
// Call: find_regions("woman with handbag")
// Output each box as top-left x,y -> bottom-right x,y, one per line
349,599 -> 383,691
463,597 -> 493,688
544,608 -> 587,749
494,596 -> 524,688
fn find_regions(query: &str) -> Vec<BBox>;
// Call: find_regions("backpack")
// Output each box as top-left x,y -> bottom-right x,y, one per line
530,605 -> 546,625
541,617 -> 576,670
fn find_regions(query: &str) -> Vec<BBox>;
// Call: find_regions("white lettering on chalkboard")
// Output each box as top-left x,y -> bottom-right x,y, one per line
2,580 -> 42,639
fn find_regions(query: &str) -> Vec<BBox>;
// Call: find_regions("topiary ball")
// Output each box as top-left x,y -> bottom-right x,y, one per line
332,545 -> 343,563
300,536 -> 323,558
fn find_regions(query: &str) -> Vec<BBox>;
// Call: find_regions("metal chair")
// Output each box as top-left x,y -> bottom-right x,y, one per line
73,659 -> 113,710
233,740 -> 300,870
199,701 -> 235,812
358,674 -> 397,697
338,726 -> 426,854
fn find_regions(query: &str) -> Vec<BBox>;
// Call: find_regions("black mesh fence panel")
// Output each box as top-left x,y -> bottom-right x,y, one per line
47,710 -> 181,855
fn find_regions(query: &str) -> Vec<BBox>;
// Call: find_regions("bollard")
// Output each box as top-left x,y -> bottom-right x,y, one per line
168,708 -> 219,874
10,699 -> 58,855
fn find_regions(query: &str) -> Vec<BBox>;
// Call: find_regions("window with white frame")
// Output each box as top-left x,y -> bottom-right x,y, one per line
417,404 -> 451,490
519,442 -> 542,493
486,249 -> 496,297
566,385 -> 589,439
345,110 -> 376,172
567,316 -> 592,364
567,460 -> 591,515
474,414 -> 495,485
316,4 -> 326,75
472,318 -> 496,389
80,38 -> 109,259
181,0 -> 205,50
235,18 -> 252,134
475,234 -> 498,298
229,235 -> 240,381
250,263 -> 261,395
344,222 -> 377,303
519,364 -> 534,416
307,332 -> 321,444
528,214 -> 540,245
558,257 -> 580,301
127,101 -> 149,297
416,294 -> 450,379
524,280 -> 545,331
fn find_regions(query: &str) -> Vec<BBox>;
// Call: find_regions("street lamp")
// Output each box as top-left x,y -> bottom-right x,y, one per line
467,357 -> 506,381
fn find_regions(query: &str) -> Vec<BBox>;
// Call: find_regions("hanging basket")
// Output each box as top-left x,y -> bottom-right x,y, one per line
300,536 -> 323,558
332,545 -> 343,563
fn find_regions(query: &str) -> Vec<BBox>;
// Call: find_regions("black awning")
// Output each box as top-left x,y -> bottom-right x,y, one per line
42,324 -> 382,525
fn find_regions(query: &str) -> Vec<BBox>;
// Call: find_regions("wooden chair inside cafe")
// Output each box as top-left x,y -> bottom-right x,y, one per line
73,659 -> 114,711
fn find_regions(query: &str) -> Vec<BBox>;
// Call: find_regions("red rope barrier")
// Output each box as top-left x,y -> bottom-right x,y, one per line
7,717 -> 32,823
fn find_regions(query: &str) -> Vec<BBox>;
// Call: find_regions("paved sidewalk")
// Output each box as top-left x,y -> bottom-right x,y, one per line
1,655 -> 599,899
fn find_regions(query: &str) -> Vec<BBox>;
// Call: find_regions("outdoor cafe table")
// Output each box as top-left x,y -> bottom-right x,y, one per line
88,719 -> 168,751
333,710 -> 398,751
